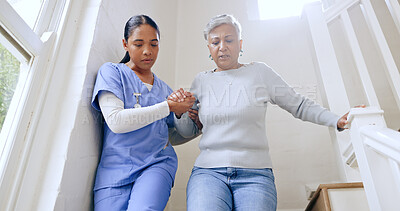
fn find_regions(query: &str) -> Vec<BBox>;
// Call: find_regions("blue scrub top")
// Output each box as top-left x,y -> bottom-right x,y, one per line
91,62 -> 177,190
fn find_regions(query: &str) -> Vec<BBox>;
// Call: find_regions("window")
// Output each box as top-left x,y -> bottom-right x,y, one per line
0,0 -> 40,158
7,0 -> 44,30
0,43 -> 23,131
0,12 -> 32,134
258,0 -> 319,20
0,0 -> 67,200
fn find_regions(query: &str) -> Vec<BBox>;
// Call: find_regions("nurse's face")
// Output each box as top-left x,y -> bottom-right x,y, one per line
207,24 -> 242,71
123,24 -> 159,72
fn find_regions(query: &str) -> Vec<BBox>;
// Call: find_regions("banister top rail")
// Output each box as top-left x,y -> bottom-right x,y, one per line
324,0 -> 360,23
360,126 -> 400,162
348,107 -> 384,122
361,127 -> 400,149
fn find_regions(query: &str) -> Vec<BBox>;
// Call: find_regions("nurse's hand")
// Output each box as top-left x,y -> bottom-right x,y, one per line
168,88 -> 192,102
167,95 -> 195,117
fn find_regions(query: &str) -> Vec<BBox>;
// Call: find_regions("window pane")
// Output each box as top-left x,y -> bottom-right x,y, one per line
0,43 -> 20,131
258,0 -> 319,20
7,0 -> 44,29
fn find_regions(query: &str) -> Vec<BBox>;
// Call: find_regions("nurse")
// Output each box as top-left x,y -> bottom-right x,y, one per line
91,15 -> 195,210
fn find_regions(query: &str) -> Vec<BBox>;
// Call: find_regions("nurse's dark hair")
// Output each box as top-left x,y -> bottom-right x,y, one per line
120,15 -> 160,63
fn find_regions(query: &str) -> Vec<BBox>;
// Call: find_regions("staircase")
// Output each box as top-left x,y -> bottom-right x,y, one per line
305,182 -> 368,211
303,0 -> 400,210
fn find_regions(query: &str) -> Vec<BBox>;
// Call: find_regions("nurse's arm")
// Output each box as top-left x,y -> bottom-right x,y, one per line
98,91 -> 170,134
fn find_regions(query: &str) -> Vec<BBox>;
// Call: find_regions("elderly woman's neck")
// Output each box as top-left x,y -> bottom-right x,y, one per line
215,63 -> 243,72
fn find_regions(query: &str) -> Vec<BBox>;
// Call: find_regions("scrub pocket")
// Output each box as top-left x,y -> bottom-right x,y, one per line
100,148 -> 133,171
94,184 -> 132,210
157,119 -> 168,137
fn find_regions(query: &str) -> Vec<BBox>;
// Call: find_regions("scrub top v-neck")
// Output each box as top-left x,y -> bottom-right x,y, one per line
91,62 -> 177,190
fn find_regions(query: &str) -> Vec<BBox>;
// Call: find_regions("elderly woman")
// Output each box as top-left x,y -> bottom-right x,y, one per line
170,14 -> 349,211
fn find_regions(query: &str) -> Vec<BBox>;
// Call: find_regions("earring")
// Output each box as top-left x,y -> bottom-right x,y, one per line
240,49 -> 243,57
209,55 -> 213,60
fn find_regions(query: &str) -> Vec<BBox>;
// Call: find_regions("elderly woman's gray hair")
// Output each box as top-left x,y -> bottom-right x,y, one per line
203,14 -> 242,40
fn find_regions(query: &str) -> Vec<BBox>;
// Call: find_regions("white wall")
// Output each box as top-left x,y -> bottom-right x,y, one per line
89,0 -> 179,85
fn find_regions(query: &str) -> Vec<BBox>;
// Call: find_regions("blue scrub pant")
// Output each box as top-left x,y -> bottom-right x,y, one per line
94,166 -> 173,211
186,167 -> 277,211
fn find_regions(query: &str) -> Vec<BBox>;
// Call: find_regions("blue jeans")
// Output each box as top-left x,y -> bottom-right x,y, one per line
187,167 -> 277,211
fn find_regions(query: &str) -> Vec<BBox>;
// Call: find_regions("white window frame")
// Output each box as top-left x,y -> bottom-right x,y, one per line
0,0 -> 68,210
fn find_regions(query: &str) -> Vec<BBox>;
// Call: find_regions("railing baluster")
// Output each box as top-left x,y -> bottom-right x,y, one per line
385,0 -> 400,34
303,2 -> 354,181
360,0 -> 400,111
340,11 -> 380,107
389,159 -> 400,194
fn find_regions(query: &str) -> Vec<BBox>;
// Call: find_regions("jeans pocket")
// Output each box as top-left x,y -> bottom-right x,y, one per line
250,168 -> 275,182
191,166 -> 201,173
263,168 -> 275,182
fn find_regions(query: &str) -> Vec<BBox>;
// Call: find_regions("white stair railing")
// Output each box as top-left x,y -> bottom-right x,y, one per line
305,1 -> 400,210
348,107 -> 400,211
360,0 -> 400,111
306,0 -> 400,109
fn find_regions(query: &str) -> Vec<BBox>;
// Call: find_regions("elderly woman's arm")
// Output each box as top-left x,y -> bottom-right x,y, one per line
266,67 -> 342,129
172,110 -> 202,139
169,113 -> 202,145
168,89 -> 202,145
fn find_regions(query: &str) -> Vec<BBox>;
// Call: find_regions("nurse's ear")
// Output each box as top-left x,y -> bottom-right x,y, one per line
122,38 -> 128,51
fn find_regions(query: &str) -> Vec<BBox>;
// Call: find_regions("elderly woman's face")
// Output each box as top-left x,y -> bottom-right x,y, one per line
207,24 -> 242,71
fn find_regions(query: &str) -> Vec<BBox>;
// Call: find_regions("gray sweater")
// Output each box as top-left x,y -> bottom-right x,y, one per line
174,62 -> 340,168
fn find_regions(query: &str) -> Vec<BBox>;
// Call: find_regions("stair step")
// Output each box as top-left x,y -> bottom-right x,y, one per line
305,182 -> 369,211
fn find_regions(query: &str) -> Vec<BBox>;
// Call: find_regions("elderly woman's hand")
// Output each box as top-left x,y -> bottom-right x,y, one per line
337,105 -> 366,130
167,88 -> 195,117
188,108 -> 203,130
168,88 -> 192,102
167,97 -> 195,117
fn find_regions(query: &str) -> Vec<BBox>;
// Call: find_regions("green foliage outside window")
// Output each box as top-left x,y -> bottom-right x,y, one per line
0,43 -> 20,131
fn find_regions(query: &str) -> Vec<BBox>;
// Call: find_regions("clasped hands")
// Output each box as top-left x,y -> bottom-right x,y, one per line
167,88 -> 203,130
167,88 -> 195,116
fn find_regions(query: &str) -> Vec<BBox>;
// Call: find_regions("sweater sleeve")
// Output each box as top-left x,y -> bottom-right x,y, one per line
99,91 -> 170,133
265,66 -> 340,128
173,73 -> 202,139
168,125 -> 201,146
173,112 -> 201,139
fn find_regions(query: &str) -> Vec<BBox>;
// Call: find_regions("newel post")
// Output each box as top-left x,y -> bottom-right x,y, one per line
348,107 -> 386,211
